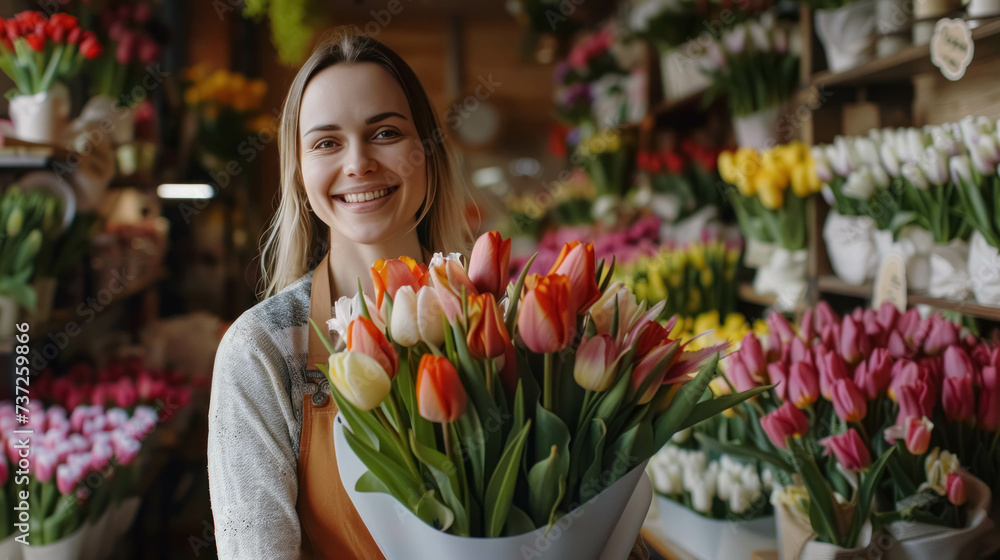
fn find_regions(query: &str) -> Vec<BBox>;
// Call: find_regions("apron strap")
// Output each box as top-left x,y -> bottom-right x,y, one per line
307,253 -> 334,371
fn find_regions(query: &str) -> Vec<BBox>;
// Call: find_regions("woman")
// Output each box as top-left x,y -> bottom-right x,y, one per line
208,34 -> 467,559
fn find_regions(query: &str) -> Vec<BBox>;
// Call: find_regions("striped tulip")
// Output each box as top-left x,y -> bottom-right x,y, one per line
468,231 -> 511,300
371,256 -> 428,311
431,258 -> 478,322
347,316 -> 398,379
574,334 -> 618,391
517,274 -> 574,353
548,241 -> 600,313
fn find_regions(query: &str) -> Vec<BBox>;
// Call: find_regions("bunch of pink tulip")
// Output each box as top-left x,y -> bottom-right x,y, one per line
0,400 -> 155,545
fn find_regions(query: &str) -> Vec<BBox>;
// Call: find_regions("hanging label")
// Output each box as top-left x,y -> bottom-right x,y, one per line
931,18 -> 975,81
873,255 -> 907,312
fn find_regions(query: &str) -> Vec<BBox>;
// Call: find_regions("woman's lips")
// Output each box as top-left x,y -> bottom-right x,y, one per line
332,185 -> 399,212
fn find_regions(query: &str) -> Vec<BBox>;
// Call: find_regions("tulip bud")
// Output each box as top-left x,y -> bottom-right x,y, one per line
840,316 -> 869,365
789,362 -> 819,408
346,316 -> 398,379
943,346 -> 974,380
950,154 -> 973,185
518,274 -> 573,354
923,319 -> 957,356
630,343 -> 679,405
946,472 -> 966,506
727,356 -> 758,393
943,376 -> 975,423
761,401 -> 809,450
905,417 -> 933,455
431,258 -> 478,322
372,257 -> 427,312
739,333 -> 766,381
56,464 -> 79,495
902,161 -> 929,190
589,282 -> 641,339
467,293 -> 510,360
549,241 -> 600,313
832,378 -> 866,422
390,286 -> 420,347
768,361 -> 789,401
416,355 -> 467,423
978,383 -> 1000,431
416,287 -> 446,347
574,334 -> 618,391
819,351 -> 848,401
821,429 -> 871,472
468,231 -> 511,300
328,351 -> 392,411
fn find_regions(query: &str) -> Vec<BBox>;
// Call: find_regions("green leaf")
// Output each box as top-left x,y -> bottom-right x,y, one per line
484,420 -> 532,538
414,489 -> 455,532
789,438 -> 841,545
581,419 -> 612,502
343,424 -> 424,513
328,384 -> 406,468
695,433 -> 794,474
456,400 -> 487,500
507,381 -> 525,451
533,402 -> 571,481
503,505 -> 536,536
505,252 -> 538,335
409,430 -> 469,536
308,318 -> 337,355
849,447 -> 896,545
652,354 -> 719,449
355,471 -> 390,494
528,444 -> 567,528
679,385 -> 773,431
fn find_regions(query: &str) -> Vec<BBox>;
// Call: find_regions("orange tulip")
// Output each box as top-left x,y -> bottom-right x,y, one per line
371,256 -> 429,311
549,241 -> 600,313
517,274 -> 574,354
416,354 -> 467,423
346,316 -> 398,379
430,259 -> 478,322
467,293 -> 510,360
468,231 -> 511,300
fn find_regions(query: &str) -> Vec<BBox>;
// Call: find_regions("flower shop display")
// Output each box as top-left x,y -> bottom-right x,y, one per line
554,28 -> 633,129
810,0 -> 878,73
717,142 -> 821,309
0,11 -> 102,144
703,18 -> 800,150
701,302 -> 1000,559
183,66 -> 270,171
313,231 -> 765,560
574,129 -> 634,215
626,0 -> 713,101
635,140 -> 727,225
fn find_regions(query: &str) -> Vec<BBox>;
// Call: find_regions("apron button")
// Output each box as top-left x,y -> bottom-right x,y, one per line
312,391 -> 329,406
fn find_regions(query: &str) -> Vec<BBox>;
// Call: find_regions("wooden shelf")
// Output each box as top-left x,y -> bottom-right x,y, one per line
809,19 -> 1000,88
738,282 -> 777,306
31,268 -> 166,336
817,276 -> 874,299
817,275 -> 1000,321
650,89 -> 709,120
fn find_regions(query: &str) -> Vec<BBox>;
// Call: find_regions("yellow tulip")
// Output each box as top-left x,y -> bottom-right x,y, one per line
328,351 -> 392,411
790,164 -> 816,197
694,310 -> 720,334
758,182 -> 784,209
718,151 -> 739,184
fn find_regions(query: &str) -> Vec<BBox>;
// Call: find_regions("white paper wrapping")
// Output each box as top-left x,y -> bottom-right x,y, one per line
873,227 -> 934,292
823,212 -> 878,285
814,0 -> 877,73
334,414 -> 652,560
643,494 -> 776,560
967,231 -> 1000,305
22,525 -> 85,560
659,42 -> 713,101
733,106 -> 783,151
753,248 -> 808,311
0,534 -> 23,560
78,95 -> 136,146
929,239 -> 971,300
776,502 -> 874,560
659,206 -> 722,245
745,239 -> 778,269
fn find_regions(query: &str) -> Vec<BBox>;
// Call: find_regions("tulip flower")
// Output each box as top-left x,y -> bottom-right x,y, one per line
371,256 -> 428,311
821,429 -> 871,472
328,292 -> 385,343
923,319 -> 957,356
346,316 -> 398,379
467,293 -> 510,360
943,346 -> 974,379
112,435 -> 142,466
946,472 -> 966,506
789,362 -> 819,408
90,440 -> 114,472
727,356 -> 758,393
799,308 -> 816,344
739,333 -> 766,382
549,241 -> 601,313
56,464 -> 80,495
468,231 -> 511,300
575,334 -> 618,392
431,258 -> 479,322
840,316 -> 869,365
36,449 -> 57,482
854,348 -> 891,400
631,321 -> 667,362
768,361 -> 789,401
978,383 -> 1000,431
767,313 -> 795,344
943,376 -> 975,423
815,301 -> 839,331
416,287 -> 446,347
819,351 -> 848,401
518,274 -> 574,354
904,417 -> 934,455
832,378 -> 866,422
590,282 -> 642,338
328,351 -> 393,411
416,354 -> 467,423
389,285 -> 421,347
897,379 -> 935,426
761,402 -> 809,450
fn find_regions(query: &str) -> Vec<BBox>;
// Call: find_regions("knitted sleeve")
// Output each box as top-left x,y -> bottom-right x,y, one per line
208,310 -> 304,559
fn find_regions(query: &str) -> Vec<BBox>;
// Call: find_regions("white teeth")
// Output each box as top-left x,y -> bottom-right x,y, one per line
341,188 -> 390,203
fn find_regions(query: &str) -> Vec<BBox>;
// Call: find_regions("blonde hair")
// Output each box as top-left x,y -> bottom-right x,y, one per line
259,32 -> 471,299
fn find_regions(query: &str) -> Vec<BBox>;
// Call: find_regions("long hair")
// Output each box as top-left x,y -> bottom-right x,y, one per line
259,32 -> 471,299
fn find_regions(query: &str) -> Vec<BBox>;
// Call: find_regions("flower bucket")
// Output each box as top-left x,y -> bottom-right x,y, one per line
744,239 -> 778,269
823,212 -> 878,285
22,525 -> 85,560
30,278 -> 57,324
79,95 -> 136,146
929,239 -> 970,300
8,84 -> 70,145
0,534 -> 23,560
643,494 -> 776,560
733,106 -> 783,151
875,0 -> 911,57
883,474 -> 998,560
776,502 -> 877,560
814,0 -> 877,73
659,41 -> 713,101
753,248 -> 808,311
968,0 -> 1000,17
874,227 -> 933,292
0,296 -> 19,342
334,414 -> 653,560
968,231 -> 1000,305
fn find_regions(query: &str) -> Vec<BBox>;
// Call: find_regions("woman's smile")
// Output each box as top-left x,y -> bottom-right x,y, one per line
333,185 -> 400,212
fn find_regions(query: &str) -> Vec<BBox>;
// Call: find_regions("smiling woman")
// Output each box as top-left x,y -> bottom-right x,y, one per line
207,33 -> 470,560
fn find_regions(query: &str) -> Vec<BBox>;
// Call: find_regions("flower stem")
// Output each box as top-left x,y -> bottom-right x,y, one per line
484,359 -> 494,399
375,406 -> 420,480
544,353 -> 555,411
443,421 -> 454,465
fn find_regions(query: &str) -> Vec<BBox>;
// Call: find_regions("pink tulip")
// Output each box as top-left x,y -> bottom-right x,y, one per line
972,343 -> 992,367
946,472 -> 966,506
821,429 -> 871,472
920,356 -> 945,390
727,357 -> 758,393
468,231 -> 511,300
138,37 -> 160,64
767,313 -> 796,344
768,361 -> 789,401
876,302 -> 900,332
819,351 -> 848,401
630,344 -> 678,405
923,319 -> 957,356
789,362 -> 819,408
548,241 -> 601,313
897,379 -> 934,425
943,346 -> 975,379
840,316 -> 869,365
574,334 -> 618,392
943,376 -> 975,423
90,440 -> 113,472
36,448 -> 57,483
800,308 -> 816,344
57,464 -> 80,495
114,379 -> 137,409
790,337 -> 811,365
887,330 -> 910,358
518,274 -> 574,353
739,333 -> 766,381
112,435 -> 142,466
979,382 -> 1000,431
821,325 -> 841,356
832,378 -> 866,422
431,259 -> 478,322
815,301 -> 839,331
906,417 -> 933,455
761,402 -> 809,450
855,349 -> 891,400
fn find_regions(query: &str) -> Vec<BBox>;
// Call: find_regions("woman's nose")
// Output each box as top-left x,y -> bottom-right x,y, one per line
343,143 -> 378,177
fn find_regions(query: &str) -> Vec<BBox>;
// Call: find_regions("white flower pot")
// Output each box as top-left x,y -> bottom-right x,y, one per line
0,296 -> 19,342
733,106 -> 783,151
22,525 -> 85,560
9,84 -> 70,145
753,248 -> 808,311
968,0 -> 1000,17
823,212 -> 878,285
874,227 -> 934,292
968,231 -> 1000,305
744,239 -> 778,269
334,414 -> 652,560
659,42 -> 713,101
0,534 -> 23,560
79,95 -> 136,146
929,238 -> 971,300
643,494 -> 776,560
815,0 -> 877,73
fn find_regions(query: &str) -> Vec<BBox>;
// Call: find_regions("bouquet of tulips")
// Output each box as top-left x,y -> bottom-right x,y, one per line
703,302 -> 998,556
0,186 -> 64,313
183,66 -> 270,166
0,11 -> 102,97
636,140 -> 727,222
88,3 -> 167,103
575,129 -> 633,201
315,231 -> 764,558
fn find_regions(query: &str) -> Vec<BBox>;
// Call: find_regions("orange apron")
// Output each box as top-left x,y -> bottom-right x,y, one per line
297,254 -> 385,560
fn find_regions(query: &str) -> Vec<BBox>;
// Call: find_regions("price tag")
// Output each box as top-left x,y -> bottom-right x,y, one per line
931,18 -> 974,81
873,255 -> 907,312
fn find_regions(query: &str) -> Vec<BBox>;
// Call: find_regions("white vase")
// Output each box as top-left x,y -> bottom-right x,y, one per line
0,534 -> 23,560
659,41 -> 713,101
733,106 -> 783,151
815,0 -> 877,73
643,495 -> 776,560
968,231 -> 1000,305
823,212 -> 878,285
929,239 -> 971,300
79,95 -> 136,146
334,414 -> 652,560
0,296 -> 19,342
968,0 -> 1000,17
874,227 -> 934,292
22,526 -> 85,560
8,84 -> 70,145
753,248 -> 808,311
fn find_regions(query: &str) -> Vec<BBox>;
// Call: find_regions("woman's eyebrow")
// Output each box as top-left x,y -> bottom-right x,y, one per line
302,112 -> 407,137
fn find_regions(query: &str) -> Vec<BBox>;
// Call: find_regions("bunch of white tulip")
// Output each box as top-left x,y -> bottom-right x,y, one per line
647,444 -> 771,517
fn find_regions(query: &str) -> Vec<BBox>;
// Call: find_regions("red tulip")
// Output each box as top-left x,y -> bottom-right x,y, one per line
768,361 -> 790,401
517,274 -> 573,353
946,472 -> 966,506
739,333 -> 766,382
821,429 -> 871,472
943,346 -> 975,380
761,402 -> 809,450
630,342 -> 680,405
819,350 -> 848,401
942,376 -> 975,423
346,316 -> 399,379
466,293 -> 510,360
789,362 -> 819,408
548,241 -> 600,313
79,32 -> 102,59
25,32 -> 44,52
372,256 -> 428,312
416,355 -> 467,423
631,320 -> 667,362
468,232 -> 511,300
832,378 -> 866,422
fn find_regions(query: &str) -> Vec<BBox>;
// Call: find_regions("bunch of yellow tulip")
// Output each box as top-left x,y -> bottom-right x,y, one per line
575,129 -> 630,198
183,66 -> 268,116
717,142 -> 820,251
613,240 -> 741,318
667,311 -> 769,351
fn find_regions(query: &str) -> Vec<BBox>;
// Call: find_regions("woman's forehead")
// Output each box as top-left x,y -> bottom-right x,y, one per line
299,62 -> 412,132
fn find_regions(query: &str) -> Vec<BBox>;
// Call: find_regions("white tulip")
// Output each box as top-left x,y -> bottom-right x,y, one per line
907,129 -> 929,164
747,20 -> 770,51
812,147 -> 833,181
960,116 -> 981,146
880,142 -> 901,177
921,146 -> 949,185
854,138 -> 881,169
687,471 -> 717,514
328,292 -> 384,343
416,287 -> 446,346
970,142 -> 993,175
932,127 -> 960,156
868,128 -> 883,144
389,285 -> 420,347
826,141 -> 852,176
870,162 -> 890,189
902,161 -> 929,190
980,135 -> 1000,166
724,25 -> 747,54
843,168 -> 875,200
951,155 -> 974,185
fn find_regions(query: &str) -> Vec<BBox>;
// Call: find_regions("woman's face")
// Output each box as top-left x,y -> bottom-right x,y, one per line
299,62 -> 428,246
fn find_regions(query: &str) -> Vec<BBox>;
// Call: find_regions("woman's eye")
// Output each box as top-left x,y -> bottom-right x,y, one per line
375,129 -> 400,140
315,140 -> 336,149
